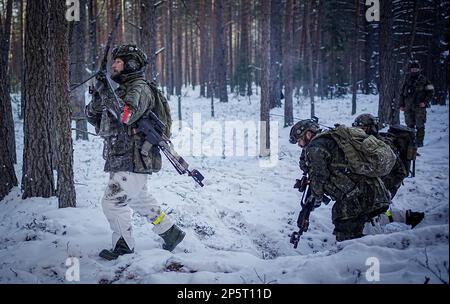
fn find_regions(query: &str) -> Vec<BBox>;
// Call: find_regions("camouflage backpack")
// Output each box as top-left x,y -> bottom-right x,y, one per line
316,125 -> 397,178
145,80 -> 172,138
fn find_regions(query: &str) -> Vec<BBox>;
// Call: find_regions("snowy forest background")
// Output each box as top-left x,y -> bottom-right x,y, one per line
0,0 -> 449,284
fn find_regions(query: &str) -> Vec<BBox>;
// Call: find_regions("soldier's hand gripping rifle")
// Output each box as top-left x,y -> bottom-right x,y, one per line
290,175 -> 313,249
137,111 -> 205,187
70,14 -> 123,122
290,175 -> 330,249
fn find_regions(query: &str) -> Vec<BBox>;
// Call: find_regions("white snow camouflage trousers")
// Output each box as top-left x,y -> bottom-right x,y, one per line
101,171 -> 174,249
363,207 -> 407,235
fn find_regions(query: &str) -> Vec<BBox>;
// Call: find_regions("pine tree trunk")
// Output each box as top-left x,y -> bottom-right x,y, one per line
199,0 -> 206,97
89,0 -> 98,72
269,0 -> 283,109
18,0 -> 25,120
0,0 -> 17,201
351,0 -> 360,115
165,0 -> 174,96
378,0 -> 395,125
50,0 -> 76,208
0,0 -> 16,165
237,0 -> 250,96
22,0 -> 55,199
175,0 -> 182,96
283,0 -> 294,127
190,21 -> 197,88
260,0 -> 271,157
70,0 -> 88,140
141,0 -> 157,81
305,0 -> 315,118
214,0 -> 228,102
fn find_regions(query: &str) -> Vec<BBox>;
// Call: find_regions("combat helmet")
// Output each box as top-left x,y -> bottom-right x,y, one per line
352,113 -> 380,135
289,119 -> 321,144
111,44 -> 149,73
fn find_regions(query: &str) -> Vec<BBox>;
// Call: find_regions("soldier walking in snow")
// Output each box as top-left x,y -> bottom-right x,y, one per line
85,44 -> 185,260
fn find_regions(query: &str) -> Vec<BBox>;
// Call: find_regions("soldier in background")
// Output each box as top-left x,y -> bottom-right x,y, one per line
399,61 -> 435,147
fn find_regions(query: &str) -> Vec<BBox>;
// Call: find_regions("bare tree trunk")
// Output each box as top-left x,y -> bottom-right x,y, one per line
314,0 -> 323,100
22,0 -> 55,199
269,0 -> 283,109
305,0 -> 315,118
141,0 -> 157,81
199,0 -> 207,97
89,0 -> 98,72
190,20 -> 197,88
351,0 -> 360,115
175,0 -> 182,96
0,0 -> 16,165
260,0 -> 271,157
378,0 -> 395,124
50,0 -> 76,208
214,0 -> 228,102
283,0 -> 294,127
18,0 -> 25,120
165,0 -> 174,96
184,14 -> 190,87
0,0 -> 17,201
70,0 -> 88,140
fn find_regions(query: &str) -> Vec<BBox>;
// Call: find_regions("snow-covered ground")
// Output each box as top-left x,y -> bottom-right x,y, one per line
1,88 -> 448,284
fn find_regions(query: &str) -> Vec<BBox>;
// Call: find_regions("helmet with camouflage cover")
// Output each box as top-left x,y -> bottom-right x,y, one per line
352,113 -> 380,135
289,119 -> 321,144
111,44 -> 149,74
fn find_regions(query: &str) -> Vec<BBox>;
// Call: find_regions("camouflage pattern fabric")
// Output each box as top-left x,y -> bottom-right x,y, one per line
302,135 -> 391,241
86,71 -> 165,174
400,73 -> 434,146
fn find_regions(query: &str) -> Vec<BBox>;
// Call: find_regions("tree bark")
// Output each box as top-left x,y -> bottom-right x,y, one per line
0,0 -> 17,201
351,0 -> 360,115
269,0 -> 283,109
70,0 -> 88,140
88,0 -> 98,72
199,0 -> 207,97
140,0 -> 157,81
305,0 -> 315,118
283,0 -> 294,127
260,0 -> 271,157
50,0 -> 76,208
214,0 -> 228,102
22,0 -> 55,199
378,0 -> 395,125
165,0 -> 174,96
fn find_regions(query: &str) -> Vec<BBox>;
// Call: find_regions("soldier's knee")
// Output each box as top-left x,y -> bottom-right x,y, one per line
333,218 -> 365,242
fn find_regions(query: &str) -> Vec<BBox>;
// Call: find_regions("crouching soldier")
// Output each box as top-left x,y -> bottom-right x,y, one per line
290,120 -> 392,241
353,114 -> 425,230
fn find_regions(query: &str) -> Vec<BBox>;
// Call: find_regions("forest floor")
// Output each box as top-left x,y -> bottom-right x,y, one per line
1,88 -> 448,284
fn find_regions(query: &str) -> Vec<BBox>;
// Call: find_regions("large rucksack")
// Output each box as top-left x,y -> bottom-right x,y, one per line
145,80 -> 172,138
315,125 -> 397,178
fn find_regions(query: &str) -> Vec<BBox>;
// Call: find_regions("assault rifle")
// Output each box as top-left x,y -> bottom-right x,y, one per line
73,15 -> 204,187
137,111 -> 205,187
290,176 -> 313,249
290,175 -> 330,248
